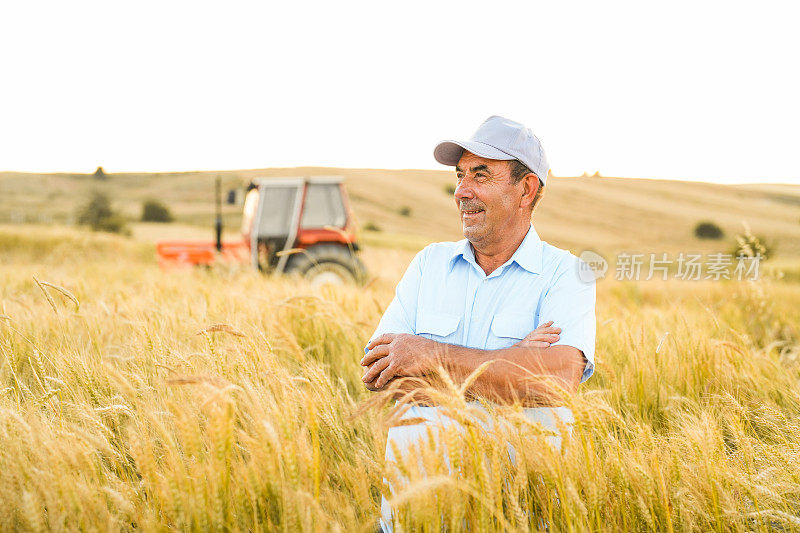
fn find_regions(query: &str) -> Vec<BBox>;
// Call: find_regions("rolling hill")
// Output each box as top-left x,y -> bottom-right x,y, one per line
1,168 -> 799,261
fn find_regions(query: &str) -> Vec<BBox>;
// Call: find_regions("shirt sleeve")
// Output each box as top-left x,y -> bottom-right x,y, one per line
364,248 -> 425,354
538,255 -> 597,383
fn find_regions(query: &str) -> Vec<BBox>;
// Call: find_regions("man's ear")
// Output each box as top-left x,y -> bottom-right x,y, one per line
519,173 -> 539,209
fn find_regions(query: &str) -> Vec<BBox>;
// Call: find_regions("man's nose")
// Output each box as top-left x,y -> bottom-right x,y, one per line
454,181 -> 474,200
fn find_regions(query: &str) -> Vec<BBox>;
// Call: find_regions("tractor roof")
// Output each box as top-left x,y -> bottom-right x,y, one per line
251,176 -> 343,188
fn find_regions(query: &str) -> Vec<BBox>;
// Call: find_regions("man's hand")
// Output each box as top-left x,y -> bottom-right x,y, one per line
515,321 -> 561,348
360,333 -> 440,389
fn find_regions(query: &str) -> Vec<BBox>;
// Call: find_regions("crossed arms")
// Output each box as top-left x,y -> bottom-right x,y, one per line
359,322 -> 586,407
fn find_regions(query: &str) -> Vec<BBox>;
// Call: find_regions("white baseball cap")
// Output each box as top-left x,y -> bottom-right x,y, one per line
434,115 -> 550,186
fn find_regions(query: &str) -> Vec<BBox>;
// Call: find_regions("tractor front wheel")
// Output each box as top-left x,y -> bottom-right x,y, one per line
284,244 -> 367,286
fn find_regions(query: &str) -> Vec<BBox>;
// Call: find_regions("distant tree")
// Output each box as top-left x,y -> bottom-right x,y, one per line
96,214 -> 130,235
93,166 -> 107,181
78,191 -> 112,226
363,221 -> 381,232
77,191 -> 129,235
141,199 -> 174,222
444,184 -> 456,196
398,206 -> 412,217
694,221 -> 724,240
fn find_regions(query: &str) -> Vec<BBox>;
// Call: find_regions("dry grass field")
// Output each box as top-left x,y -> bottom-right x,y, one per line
1,169 -> 800,531
1,219 -> 800,531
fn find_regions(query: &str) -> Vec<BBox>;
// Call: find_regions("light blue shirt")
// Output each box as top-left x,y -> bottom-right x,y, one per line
367,224 -> 596,383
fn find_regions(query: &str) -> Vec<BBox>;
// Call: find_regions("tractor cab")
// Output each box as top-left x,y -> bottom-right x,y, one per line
242,177 -> 365,283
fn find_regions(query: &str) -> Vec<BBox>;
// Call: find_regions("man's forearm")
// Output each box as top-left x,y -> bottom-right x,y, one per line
361,331 -> 585,406
433,342 -> 584,406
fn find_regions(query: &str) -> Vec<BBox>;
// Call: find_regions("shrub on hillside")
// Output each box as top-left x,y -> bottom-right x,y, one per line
363,221 -> 381,232
77,191 -> 130,235
694,221 -> 724,240
398,206 -> 412,217
95,214 -> 130,234
444,184 -> 456,195
141,199 -> 174,223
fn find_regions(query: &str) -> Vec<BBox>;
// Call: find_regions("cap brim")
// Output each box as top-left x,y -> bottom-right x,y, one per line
433,140 -> 516,166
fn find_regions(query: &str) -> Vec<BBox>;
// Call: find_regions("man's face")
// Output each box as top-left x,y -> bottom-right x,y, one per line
453,151 -> 525,246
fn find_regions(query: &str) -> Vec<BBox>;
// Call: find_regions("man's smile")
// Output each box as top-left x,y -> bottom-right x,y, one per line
461,208 -> 484,221
459,201 -> 485,220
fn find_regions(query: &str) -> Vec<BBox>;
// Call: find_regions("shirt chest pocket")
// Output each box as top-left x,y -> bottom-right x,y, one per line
416,310 -> 460,344
488,312 -> 535,349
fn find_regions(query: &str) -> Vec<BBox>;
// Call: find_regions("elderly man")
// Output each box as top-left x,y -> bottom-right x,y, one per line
360,116 -> 596,532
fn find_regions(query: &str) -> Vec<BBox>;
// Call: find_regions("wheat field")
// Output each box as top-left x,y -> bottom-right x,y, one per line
1,224 -> 800,532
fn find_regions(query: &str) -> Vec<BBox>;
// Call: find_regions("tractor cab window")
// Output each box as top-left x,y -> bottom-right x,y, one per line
301,183 -> 347,229
257,185 -> 299,237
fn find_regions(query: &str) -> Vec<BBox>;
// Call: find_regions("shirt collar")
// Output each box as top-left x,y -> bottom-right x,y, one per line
448,224 -> 543,275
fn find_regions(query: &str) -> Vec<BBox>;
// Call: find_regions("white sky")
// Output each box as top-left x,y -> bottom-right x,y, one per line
1,0 -> 799,184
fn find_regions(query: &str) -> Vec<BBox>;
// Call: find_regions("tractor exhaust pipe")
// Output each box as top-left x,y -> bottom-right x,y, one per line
214,177 -> 223,252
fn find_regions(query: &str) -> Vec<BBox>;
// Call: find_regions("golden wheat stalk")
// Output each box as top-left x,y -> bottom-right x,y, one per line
38,280 -> 80,310
32,276 -> 58,315
196,324 -> 247,337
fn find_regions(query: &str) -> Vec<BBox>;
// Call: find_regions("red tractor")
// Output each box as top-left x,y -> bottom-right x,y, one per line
156,177 -> 367,285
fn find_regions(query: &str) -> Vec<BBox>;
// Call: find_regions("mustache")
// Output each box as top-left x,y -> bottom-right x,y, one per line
459,201 -> 485,211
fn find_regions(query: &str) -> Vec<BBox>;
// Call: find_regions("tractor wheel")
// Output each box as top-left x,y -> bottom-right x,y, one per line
284,244 -> 367,286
